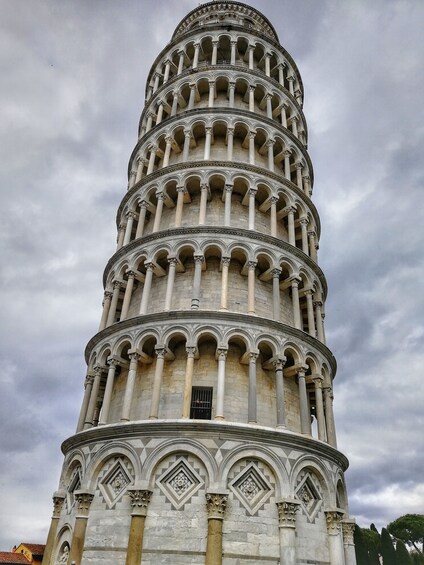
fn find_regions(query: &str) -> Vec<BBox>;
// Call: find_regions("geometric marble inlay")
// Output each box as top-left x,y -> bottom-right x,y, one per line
229,462 -> 273,515
99,459 -> 133,508
157,457 -> 203,509
296,474 -> 322,521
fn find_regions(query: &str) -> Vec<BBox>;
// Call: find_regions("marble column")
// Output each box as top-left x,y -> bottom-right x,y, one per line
121,352 -> 140,422
139,262 -> 154,315
300,217 -> 309,254
248,131 -> 256,165
324,386 -> 337,448
177,50 -> 185,75
175,186 -> 185,227
281,102 -> 288,128
120,271 -> 136,321
135,156 -> 144,183
284,149 -> 291,180
249,85 -> 255,111
313,375 -> 326,441
215,348 -> 227,420
106,281 -> 122,327
295,161 -> 303,189
325,510 -> 346,565
84,366 -> 102,429
287,206 -> 296,246
163,59 -> 171,82
164,258 -> 177,311
226,127 -> 234,161
303,174 -> 311,197
270,196 -> 278,236
290,277 -> 302,330
224,184 -> 233,226
272,268 -> 281,320
183,129 -> 191,161
152,192 -> 165,232
117,224 -> 126,250
342,519 -> 357,565
69,492 -> 94,565
248,352 -> 258,423
211,40 -> 218,65
125,490 -> 153,565
156,103 -> 164,125
146,145 -> 157,174
162,136 -> 172,167
98,359 -> 118,425
220,257 -> 231,311
308,231 -> 318,262
248,45 -> 254,70
149,347 -> 165,419
267,138 -> 275,172
230,40 -> 237,65
193,42 -> 200,69
135,201 -> 147,239
41,493 -> 65,565
76,374 -> 94,433
98,291 -> 113,331
297,367 -> 310,435
205,493 -> 228,565
188,84 -> 196,110
208,80 -> 215,108
171,91 -> 179,116
276,500 -> 300,565
191,255 -> 204,310
264,52 -> 271,76
314,301 -> 325,343
228,81 -> 235,108
274,358 -> 286,428
204,127 -> 212,160
247,261 -> 257,314
123,212 -> 136,246
305,289 -> 316,336
248,188 -> 256,230
199,183 -> 209,225
182,346 -> 196,418
287,75 -> 295,96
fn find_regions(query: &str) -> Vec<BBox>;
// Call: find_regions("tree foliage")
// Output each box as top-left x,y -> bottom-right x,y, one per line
388,515 -> 424,554
381,527 -> 397,565
396,540 -> 413,565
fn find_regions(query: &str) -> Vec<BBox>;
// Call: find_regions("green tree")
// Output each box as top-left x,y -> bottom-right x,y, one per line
396,540 -> 413,565
388,515 -> 424,555
354,524 -> 369,565
381,527 -> 397,565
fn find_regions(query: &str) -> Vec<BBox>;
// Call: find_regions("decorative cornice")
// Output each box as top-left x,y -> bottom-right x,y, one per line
62,419 -> 349,470
84,310 -> 337,375
103,226 -> 327,296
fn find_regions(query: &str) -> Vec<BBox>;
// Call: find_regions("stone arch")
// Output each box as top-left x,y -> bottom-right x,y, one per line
141,438 -> 217,487
85,442 -> 140,491
54,526 -> 72,565
290,456 -> 334,506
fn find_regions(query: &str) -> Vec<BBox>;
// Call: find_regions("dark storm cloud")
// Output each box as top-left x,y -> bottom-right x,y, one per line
0,0 -> 423,550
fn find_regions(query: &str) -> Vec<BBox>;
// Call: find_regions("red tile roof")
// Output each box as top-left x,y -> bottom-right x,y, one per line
0,553 -> 30,564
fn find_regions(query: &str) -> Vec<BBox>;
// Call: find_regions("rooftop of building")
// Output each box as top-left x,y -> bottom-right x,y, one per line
0,553 -> 30,564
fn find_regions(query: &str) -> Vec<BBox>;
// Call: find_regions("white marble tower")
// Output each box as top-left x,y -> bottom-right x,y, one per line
42,3 -> 357,564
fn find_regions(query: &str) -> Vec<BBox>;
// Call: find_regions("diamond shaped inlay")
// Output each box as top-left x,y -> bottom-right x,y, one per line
99,460 -> 132,508
296,474 -> 322,520
229,462 -> 273,515
157,457 -> 203,509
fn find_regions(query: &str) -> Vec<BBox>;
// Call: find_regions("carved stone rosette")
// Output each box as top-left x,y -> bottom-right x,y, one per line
128,489 -> 153,517
276,500 -> 300,528
325,510 -> 344,536
206,493 -> 228,520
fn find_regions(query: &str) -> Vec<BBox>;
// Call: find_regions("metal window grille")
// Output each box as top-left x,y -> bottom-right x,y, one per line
190,387 -> 213,420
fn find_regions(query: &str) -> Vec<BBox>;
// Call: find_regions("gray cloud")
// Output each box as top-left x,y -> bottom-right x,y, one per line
0,0 -> 423,550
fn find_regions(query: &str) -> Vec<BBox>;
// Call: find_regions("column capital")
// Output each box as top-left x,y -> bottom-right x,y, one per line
167,256 -> 178,266
126,210 -> 137,220
52,493 -> 66,518
144,261 -> 155,271
271,268 -> 282,278
313,300 -> 323,308
138,199 -> 148,210
325,510 -> 344,535
217,347 -> 228,360
126,270 -> 136,280
107,356 -> 119,369
295,160 -> 303,169
248,129 -> 257,139
312,374 -> 324,386
194,254 -> 205,264
103,290 -> 113,301
200,182 -> 209,191
283,148 -> 292,157
289,275 -> 301,286
155,191 -> 165,201
308,230 -> 316,238
270,195 -> 279,204
228,80 -> 236,89
208,78 -> 216,85
299,216 -> 309,226
247,260 -> 257,270
74,491 -> 94,517
342,519 -> 356,545
248,351 -> 258,363
113,280 -> 122,290
164,135 -> 174,144
128,352 -> 140,363
205,492 -> 228,520
287,74 -> 295,82
248,187 -> 257,197
266,137 -> 275,146
276,499 -> 300,528
127,489 -> 152,517
176,184 -> 186,193
273,356 -> 287,371
186,346 -> 196,358
224,183 -> 233,193
84,374 -> 95,388
155,346 -> 166,359
221,256 -> 231,266
296,365 -> 309,378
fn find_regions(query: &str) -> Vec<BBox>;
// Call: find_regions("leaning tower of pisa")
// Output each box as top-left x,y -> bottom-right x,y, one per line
42,3 -> 357,565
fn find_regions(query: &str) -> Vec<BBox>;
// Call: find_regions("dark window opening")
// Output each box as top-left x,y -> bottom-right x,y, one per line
190,387 -> 213,419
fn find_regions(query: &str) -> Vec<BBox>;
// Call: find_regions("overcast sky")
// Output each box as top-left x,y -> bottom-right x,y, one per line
1,0 -> 423,551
